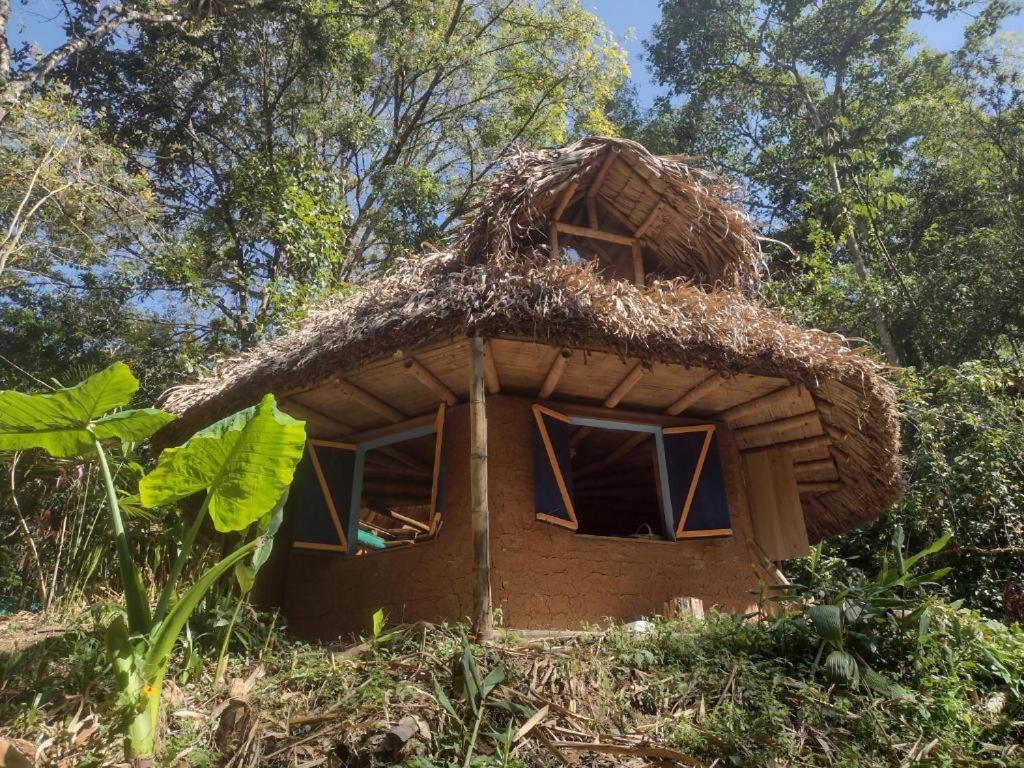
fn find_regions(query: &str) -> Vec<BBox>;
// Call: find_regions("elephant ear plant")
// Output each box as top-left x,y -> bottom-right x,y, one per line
0,363 -> 306,766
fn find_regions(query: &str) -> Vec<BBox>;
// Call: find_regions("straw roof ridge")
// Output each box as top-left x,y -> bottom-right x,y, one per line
452,136 -> 765,292
159,250 -> 903,540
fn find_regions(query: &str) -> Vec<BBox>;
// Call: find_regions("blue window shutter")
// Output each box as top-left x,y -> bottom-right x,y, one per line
291,440 -> 357,552
532,405 -> 577,529
663,426 -> 731,537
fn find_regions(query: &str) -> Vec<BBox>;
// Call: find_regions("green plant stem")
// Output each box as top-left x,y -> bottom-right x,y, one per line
153,496 -> 210,623
463,697 -> 487,768
214,592 -> 246,686
92,435 -> 149,633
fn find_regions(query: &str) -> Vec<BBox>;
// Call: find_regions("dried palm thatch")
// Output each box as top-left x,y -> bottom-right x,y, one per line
453,136 -> 763,290
160,249 -> 902,540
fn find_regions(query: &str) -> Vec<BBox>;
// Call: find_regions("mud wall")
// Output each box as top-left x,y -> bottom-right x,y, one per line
281,396 -> 765,639
486,397 -> 764,628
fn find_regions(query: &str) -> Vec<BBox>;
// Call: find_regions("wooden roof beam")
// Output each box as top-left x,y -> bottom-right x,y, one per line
665,372 -> 725,415
402,357 -> 458,406
737,411 -> 820,446
539,347 -> 572,398
482,340 -> 501,394
740,433 -> 832,454
587,149 -> 619,200
634,200 -> 666,239
604,361 -> 649,408
552,181 -> 579,221
281,398 -> 352,435
334,378 -> 406,423
554,221 -> 636,247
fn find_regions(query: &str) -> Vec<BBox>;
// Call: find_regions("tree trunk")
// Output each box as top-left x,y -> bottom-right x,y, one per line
827,159 -> 902,365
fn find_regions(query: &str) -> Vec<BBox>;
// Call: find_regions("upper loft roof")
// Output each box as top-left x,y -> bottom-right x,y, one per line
453,136 -> 764,291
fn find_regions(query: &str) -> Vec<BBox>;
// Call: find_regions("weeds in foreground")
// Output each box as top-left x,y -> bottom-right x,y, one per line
1,599 -> 1022,767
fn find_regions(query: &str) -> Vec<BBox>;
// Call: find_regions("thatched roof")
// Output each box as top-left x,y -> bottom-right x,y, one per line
159,137 -> 903,541
454,137 -> 764,290
160,250 -> 902,540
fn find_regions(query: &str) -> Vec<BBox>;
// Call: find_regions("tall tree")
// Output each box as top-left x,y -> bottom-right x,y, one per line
72,0 -> 627,345
643,0 -> 1011,365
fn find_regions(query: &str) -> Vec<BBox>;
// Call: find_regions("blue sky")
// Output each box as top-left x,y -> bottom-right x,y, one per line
586,0 -> 1024,104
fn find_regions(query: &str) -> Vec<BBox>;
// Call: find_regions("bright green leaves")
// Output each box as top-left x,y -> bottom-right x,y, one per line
0,362 -> 175,457
139,394 -> 305,532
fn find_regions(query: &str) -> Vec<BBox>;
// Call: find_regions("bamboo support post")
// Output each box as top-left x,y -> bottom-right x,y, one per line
631,242 -> 645,287
469,337 -> 493,637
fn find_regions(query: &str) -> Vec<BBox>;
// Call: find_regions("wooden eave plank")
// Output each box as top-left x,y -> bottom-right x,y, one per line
281,398 -> 353,435
717,383 -> 808,424
797,481 -> 843,494
736,411 -> 821,446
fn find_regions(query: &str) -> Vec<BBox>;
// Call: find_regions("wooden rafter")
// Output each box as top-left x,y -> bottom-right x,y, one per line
403,357 -> 458,405
793,458 -> 837,476
554,221 -> 635,247
665,372 -> 724,415
334,378 -> 405,423
552,181 -> 578,221
605,361 -> 648,408
282,398 -> 352,434
588,150 -> 619,199
482,340 -> 501,394
740,433 -> 831,454
539,347 -> 572,398
634,200 -> 665,239
737,411 -> 820,445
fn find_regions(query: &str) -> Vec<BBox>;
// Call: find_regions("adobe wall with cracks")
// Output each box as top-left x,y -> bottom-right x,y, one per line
277,396 -> 766,639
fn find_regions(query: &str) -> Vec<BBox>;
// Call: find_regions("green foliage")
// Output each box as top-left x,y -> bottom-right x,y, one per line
0,362 -> 174,457
140,394 -> 305,533
0,363 -> 305,761
775,526 -> 952,693
835,363 -> 1024,614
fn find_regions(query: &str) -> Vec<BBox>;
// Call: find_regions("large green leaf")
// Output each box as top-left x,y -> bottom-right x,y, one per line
824,649 -> 860,687
138,394 -> 306,532
0,363 -> 170,457
808,604 -> 844,647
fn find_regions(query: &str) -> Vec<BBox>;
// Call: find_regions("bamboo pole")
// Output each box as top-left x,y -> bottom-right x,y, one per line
469,337 -> 493,637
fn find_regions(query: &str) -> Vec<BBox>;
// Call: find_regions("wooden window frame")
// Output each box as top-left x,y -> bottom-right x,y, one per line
294,404 -> 447,556
663,425 -> 731,539
532,404 -> 732,541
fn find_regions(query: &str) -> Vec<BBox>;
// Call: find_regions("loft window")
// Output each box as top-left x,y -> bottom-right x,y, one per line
532,405 -> 730,540
290,405 -> 446,555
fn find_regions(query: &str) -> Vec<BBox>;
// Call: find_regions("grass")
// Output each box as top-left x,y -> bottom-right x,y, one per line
0,602 -> 1022,767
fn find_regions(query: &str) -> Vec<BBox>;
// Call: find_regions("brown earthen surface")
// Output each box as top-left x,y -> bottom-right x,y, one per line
281,396 -> 766,639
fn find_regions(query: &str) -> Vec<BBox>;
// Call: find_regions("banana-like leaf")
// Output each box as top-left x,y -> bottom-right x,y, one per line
808,604 -> 844,647
138,395 -> 305,532
92,409 -> 176,444
143,538 -> 259,681
0,363 -> 171,457
824,649 -> 859,686
861,666 -> 913,699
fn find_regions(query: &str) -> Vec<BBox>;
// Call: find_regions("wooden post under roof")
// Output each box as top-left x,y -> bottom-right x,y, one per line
469,337 -> 493,637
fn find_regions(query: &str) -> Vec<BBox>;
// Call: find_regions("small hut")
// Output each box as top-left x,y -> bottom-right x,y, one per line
159,137 -> 902,638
